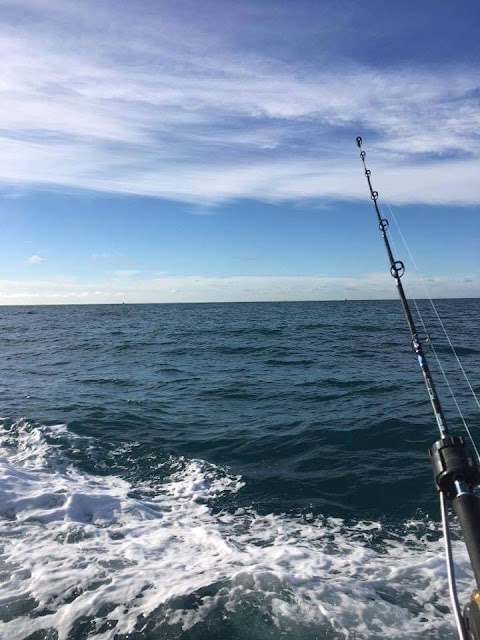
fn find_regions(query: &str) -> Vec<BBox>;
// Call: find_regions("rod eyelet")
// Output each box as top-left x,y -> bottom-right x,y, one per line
390,260 -> 405,278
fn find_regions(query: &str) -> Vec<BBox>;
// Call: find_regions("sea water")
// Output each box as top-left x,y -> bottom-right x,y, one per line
0,299 -> 479,639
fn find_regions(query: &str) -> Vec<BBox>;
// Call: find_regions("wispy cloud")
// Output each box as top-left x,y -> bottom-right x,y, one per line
0,272 -> 478,305
111,270 -> 141,278
91,252 -> 124,264
26,254 -> 45,265
0,1 -> 479,205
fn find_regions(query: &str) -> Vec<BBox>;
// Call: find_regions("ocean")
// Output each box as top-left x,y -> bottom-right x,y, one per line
0,299 -> 479,640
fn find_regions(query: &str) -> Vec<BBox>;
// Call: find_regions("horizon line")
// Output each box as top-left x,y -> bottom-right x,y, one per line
0,296 -> 478,308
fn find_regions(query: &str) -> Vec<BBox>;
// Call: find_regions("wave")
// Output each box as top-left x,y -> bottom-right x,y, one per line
0,419 -> 469,640
265,359 -> 316,367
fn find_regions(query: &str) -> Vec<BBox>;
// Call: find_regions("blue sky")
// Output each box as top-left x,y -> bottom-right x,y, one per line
0,0 -> 479,303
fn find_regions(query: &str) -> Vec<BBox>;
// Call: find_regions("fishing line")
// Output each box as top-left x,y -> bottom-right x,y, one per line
356,136 -> 480,640
415,307 -> 480,463
382,201 -> 480,460
356,137 -> 449,438
386,201 -> 480,416
380,200 -> 480,459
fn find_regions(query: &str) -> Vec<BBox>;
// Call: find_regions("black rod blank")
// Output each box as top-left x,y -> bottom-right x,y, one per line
356,136 -> 480,638
355,136 -> 449,439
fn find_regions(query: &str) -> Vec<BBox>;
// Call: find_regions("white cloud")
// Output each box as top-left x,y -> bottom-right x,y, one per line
111,270 -> 141,278
27,254 -> 45,265
91,252 -> 124,264
0,4 -> 478,205
0,272 -> 477,305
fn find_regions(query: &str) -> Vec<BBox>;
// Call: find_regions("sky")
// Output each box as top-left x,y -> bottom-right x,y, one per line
0,0 -> 479,304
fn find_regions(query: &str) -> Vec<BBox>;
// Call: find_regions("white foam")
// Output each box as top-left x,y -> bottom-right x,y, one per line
0,420 -> 471,639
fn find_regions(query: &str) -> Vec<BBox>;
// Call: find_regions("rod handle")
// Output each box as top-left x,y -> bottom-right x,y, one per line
454,492 -> 480,590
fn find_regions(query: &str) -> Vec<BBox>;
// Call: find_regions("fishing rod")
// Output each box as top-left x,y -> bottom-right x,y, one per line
356,136 -> 480,640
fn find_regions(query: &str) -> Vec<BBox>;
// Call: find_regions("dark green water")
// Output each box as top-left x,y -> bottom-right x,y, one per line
0,299 -> 479,639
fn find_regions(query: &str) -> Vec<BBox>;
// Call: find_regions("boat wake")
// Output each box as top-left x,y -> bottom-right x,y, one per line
0,419 -> 472,639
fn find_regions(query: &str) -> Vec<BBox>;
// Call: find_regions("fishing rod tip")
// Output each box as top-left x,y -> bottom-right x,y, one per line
356,136 -> 363,148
